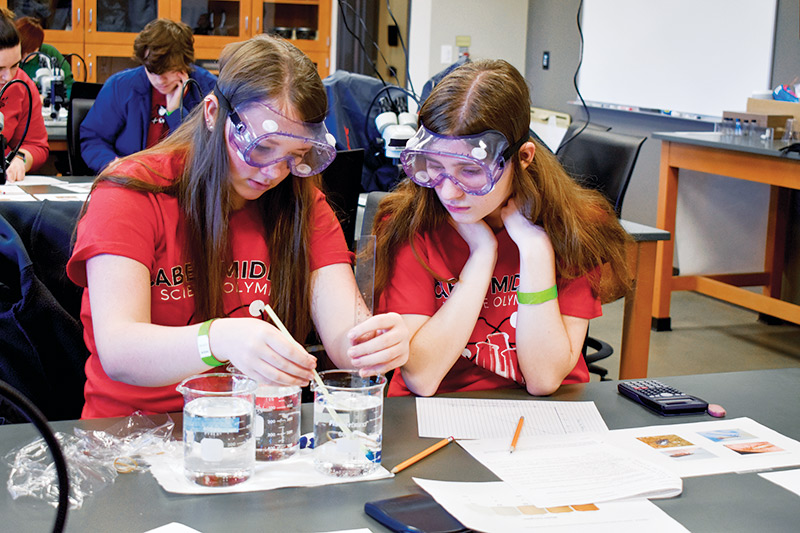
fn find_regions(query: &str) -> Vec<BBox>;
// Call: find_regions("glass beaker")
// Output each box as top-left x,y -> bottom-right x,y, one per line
782,119 -> 798,142
254,384 -> 302,461
225,362 -> 302,461
312,370 -> 387,477
177,373 -> 257,487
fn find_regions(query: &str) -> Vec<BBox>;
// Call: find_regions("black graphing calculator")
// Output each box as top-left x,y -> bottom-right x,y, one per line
618,379 -> 709,416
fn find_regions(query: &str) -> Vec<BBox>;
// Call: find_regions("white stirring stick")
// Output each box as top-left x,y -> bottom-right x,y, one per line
262,304 -> 355,440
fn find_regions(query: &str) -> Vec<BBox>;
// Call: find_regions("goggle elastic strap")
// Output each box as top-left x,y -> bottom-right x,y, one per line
213,84 -> 246,134
501,134 -> 528,163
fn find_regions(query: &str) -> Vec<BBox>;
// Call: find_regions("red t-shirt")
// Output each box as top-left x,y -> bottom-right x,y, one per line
0,69 -> 49,169
145,88 -> 169,148
67,152 -> 353,418
378,223 -> 601,396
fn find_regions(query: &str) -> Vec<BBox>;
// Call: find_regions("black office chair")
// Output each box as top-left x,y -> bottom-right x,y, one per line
0,200 -> 89,423
557,128 -> 647,379
321,149 -> 366,251
66,81 -> 102,177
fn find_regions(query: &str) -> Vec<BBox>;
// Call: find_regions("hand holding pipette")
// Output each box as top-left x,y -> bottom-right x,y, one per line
261,304 -> 358,441
204,309 -> 316,387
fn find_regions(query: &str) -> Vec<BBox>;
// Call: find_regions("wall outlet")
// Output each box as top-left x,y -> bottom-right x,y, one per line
441,45 -> 453,64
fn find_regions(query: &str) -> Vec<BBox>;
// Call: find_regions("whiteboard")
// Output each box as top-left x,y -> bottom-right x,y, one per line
578,0 -> 777,119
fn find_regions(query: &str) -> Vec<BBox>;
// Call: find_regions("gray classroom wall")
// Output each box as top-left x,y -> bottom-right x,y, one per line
525,0 -> 800,303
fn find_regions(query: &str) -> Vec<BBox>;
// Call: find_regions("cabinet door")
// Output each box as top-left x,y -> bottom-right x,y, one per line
50,41 -> 87,83
170,0 -> 252,51
84,43 -> 138,82
303,49 -> 328,78
5,0 -> 86,44
250,1 -> 330,74
83,0 -> 168,44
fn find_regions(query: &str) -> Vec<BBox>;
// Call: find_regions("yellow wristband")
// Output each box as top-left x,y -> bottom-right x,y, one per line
197,319 -> 227,367
517,285 -> 558,305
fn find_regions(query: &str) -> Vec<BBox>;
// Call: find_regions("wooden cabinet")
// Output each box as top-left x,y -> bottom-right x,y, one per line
4,0 -> 331,82
253,0 -> 331,74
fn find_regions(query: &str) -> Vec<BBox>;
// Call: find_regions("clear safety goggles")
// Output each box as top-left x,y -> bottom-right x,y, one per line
399,126 -> 527,195
214,86 -> 337,177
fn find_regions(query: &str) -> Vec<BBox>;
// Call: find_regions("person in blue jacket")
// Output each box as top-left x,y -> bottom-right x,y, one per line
80,18 -> 216,174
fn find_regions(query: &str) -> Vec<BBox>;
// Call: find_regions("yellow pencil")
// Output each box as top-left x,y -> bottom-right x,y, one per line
391,436 -> 455,474
509,416 -> 524,453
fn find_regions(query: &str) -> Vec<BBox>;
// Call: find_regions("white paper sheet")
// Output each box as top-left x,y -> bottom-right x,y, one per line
145,524 -> 203,533
607,417 -> 800,478
144,523 -> 375,533
414,479 -> 690,533
317,530 -> 373,533
11,175 -> 68,185
458,434 -> 681,507
146,447 -> 392,495
415,397 -> 607,439
0,185 -> 37,200
28,192 -> 88,201
0,184 -> 27,195
58,182 -> 93,193
28,193 -> 89,202
759,469 -> 800,498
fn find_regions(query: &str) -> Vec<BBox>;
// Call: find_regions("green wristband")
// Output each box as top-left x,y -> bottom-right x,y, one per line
517,285 -> 558,305
197,319 -> 227,367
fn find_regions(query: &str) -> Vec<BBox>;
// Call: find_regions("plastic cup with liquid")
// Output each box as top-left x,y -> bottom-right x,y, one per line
253,384 -> 302,461
312,370 -> 387,477
177,373 -> 257,487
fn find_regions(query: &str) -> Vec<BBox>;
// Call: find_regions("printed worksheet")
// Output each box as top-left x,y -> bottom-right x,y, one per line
458,434 -> 681,507
607,417 -> 800,477
414,478 -> 690,533
415,397 -> 607,439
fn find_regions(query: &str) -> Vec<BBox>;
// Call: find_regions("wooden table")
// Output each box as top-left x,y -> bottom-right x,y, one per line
651,132 -> 800,331
46,122 -> 67,152
619,220 -> 670,378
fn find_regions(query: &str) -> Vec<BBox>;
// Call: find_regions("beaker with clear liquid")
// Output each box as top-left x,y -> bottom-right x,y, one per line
312,370 -> 387,477
254,384 -> 302,461
177,373 -> 257,487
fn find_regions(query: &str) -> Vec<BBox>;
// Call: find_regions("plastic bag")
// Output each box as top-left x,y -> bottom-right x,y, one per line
72,411 -> 177,472
5,411 -> 176,509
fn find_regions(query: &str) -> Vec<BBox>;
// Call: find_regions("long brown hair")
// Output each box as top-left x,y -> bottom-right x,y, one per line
373,59 -> 632,303
84,34 -> 328,340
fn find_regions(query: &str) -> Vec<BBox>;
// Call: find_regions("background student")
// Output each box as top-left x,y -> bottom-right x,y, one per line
373,59 -> 631,397
79,18 -> 217,174
67,34 -> 409,419
0,8 -> 49,182
16,16 -> 74,100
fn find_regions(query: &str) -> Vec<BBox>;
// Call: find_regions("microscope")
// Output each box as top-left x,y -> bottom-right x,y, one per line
30,53 -> 67,122
374,95 -> 417,159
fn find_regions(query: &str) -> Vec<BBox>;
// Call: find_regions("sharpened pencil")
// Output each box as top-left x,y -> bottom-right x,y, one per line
509,416 -> 524,453
391,436 -> 455,474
